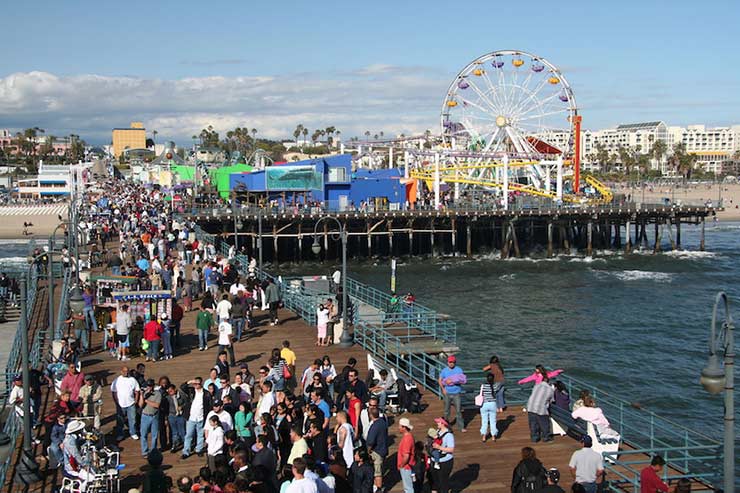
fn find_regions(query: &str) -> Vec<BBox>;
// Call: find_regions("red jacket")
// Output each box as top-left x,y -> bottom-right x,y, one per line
144,320 -> 162,341
640,466 -> 669,493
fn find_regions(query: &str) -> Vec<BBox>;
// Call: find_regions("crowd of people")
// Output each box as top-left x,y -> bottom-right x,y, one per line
9,176 -> 691,493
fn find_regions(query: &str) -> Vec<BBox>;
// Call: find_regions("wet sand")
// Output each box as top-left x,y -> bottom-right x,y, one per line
0,212 -> 64,239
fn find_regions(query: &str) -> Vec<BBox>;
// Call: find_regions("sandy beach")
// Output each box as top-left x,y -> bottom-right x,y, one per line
0,208 -> 68,240
613,182 -> 740,220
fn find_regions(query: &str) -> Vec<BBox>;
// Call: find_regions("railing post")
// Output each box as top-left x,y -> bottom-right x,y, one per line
650,412 -> 655,450
683,431 -> 688,473
620,402 -> 624,441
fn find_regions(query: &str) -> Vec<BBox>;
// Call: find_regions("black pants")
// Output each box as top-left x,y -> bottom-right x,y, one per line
527,412 -> 551,442
269,302 -> 279,323
431,458 -> 454,493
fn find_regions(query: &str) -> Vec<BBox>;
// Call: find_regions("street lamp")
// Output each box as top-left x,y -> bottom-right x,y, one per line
311,217 -> 351,347
699,292 -> 734,493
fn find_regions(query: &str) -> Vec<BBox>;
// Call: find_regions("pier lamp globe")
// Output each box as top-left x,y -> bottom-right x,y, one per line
236,219 -> 244,230
700,356 -> 725,394
311,240 -> 321,255
69,287 -> 85,314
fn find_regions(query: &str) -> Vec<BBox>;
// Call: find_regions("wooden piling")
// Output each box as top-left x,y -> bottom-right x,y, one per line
676,219 -> 681,250
700,216 -> 705,251
625,220 -> 632,254
587,221 -> 593,257
510,222 -> 521,258
297,222 -> 302,261
273,223 -> 279,264
547,221 -> 553,258
388,219 -> 394,257
408,219 -> 414,255
466,221 -> 472,257
653,222 -> 662,253
430,219 -> 436,256
451,219 -> 457,256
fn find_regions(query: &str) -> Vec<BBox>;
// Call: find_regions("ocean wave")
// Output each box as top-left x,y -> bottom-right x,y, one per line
498,274 -> 516,281
662,250 -> 718,259
0,239 -> 33,245
594,269 -> 674,283
0,257 -> 31,264
569,256 -> 606,263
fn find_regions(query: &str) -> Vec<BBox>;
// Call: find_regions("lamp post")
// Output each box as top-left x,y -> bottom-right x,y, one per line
233,206 -> 243,252
257,209 -> 263,275
699,292 -> 734,493
48,221 -> 69,338
311,217 -> 351,347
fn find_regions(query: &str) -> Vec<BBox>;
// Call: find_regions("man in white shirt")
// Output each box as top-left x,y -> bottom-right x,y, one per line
8,376 -> 26,418
286,457 -> 318,493
216,294 -> 232,324
111,366 -> 140,441
217,320 -> 235,367
115,304 -> 133,361
205,400 -> 233,434
229,278 -> 246,297
257,380 -> 276,416
569,435 -> 604,493
183,377 -> 209,459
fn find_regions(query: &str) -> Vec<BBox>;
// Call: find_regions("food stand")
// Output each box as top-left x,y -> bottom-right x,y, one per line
112,290 -> 172,321
91,275 -> 140,306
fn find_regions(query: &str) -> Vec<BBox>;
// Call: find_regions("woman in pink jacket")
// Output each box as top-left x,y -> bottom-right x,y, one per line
517,365 -> 563,385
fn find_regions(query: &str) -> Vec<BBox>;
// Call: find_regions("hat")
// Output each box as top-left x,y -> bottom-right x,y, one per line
447,355 -> 456,363
13,375 -> 21,382
212,399 -> 223,407
547,468 -> 560,483
426,427 -> 437,439
160,314 -> 168,320
239,363 -> 248,369
147,449 -> 163,466
434,417 -> 449,428
65,420 -> 85,435
145,378 -> 155,387
84,374 -> 94,382
398,417 -> 413,430
580,435 -> 593,447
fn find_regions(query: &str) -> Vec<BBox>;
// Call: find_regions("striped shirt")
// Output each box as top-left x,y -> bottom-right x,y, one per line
479,383 -> 497,403
526,382 -> 554,415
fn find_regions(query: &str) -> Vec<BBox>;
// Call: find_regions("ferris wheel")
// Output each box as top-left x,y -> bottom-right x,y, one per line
441,50 -> 577,158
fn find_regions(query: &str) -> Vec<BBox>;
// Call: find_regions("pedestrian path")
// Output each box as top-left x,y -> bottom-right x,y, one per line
0,204 -> 68,216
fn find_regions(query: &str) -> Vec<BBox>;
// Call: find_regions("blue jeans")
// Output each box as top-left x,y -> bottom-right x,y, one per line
83,306 -> 98,332
527,412 -> 551,442
75,328 -> 89,352
479,401 -> 498,437
162,330 -> 172,357
147,339 -> 160,360
376,390 -> 388,410
198,329 -> 208,349
111,265 -> 121,276
168,415 -> 186,447
399,468 -> 414,493
117,404 -> 137,437
140,413 -> 159,455
580,482 -> 597,493
184,419 -> 205,455
233,318 -> 245,340
49,442 -> 64,467
496,385 -> 506,409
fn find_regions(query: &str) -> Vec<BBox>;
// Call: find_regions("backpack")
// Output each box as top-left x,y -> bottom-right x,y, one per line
517,461 -> 546,492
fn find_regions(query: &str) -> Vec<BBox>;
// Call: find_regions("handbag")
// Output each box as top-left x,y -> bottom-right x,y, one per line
281,363 -> 292,380
474,387 -> 484,407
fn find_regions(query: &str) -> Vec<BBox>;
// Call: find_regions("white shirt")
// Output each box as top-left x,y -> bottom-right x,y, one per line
569,448 -> 604,483
112,375 -> 140,408
189,388 -> 205,422
258,391 -> 276,416
9,385 -> 24,416
206,410 -> 233,432
115,311 -> 132,336
218,321 -> 233,345
286,478 -> 318,493
206,425 -> 224,456
216,299 -> 232,319
316,308 -> 329,326
332,270 -> 341,285
229,283 -> 246,296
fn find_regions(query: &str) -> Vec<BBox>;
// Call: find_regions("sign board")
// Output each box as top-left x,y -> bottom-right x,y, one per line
265,165 -> 323,191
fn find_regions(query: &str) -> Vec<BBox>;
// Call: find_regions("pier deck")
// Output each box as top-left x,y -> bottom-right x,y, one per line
19,304 -> 584,492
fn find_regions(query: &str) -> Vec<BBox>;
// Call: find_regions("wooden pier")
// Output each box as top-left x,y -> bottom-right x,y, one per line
182,203 -> 717,262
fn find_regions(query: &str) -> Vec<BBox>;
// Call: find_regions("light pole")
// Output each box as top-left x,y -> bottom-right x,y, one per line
699,292 -> 734,493
311,217 -> 351,347
257,209 -> 263,275
48,221 -> 69,338
233,206 -> 243,252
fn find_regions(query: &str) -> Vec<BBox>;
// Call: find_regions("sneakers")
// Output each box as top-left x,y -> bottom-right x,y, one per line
131,434 -> 139,440
198,347 -> 204,351
434,463 -> 441,470
204,345 -> 208,350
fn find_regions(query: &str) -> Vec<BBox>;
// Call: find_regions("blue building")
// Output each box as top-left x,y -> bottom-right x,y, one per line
229,154 -> 406,209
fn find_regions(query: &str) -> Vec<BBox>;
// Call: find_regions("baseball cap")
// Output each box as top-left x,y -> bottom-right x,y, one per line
213,399 -> 223,407
447,355 -> 456,363
580,435 -> 593,447
84,374 -> 94,382
145,379 -> 155,387
398,417 -> 413,430
434,417 -> 449,428
13,374 -> 21,382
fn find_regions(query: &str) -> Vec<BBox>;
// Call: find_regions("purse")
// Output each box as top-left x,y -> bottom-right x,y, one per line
474,387 -> 484,407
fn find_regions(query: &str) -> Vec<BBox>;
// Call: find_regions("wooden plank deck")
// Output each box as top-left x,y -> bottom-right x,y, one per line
16,300 -> 586,492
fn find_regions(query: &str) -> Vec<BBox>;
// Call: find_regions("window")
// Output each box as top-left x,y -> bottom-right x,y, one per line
328,167 -> 347,182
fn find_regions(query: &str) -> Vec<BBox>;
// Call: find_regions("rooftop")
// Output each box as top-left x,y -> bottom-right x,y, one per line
616,121 -> 665,131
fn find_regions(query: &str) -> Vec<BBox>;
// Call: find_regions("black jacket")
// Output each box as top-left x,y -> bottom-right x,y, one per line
180,383 -> 212,419
511,458 -> 548,493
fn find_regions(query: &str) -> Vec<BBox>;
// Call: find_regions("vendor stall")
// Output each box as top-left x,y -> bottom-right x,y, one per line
91,275 -> 140,306
112,290 -> 172,321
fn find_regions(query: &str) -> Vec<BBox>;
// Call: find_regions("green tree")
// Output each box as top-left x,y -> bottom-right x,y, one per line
293,124 -> 304,146
651,139 -> 668,170
364,131 -> 370,141
595,143 -> 610,173
302,127 -> 308,146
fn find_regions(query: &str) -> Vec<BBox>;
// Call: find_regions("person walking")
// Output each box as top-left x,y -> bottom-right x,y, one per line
511,447 -> 548,493
115,304 -> 132,361
568,435 -> 604,493
143,317 -> 162,362
139,379 -> 161,456
438,355 -> 467,432
396,417 -> 416,493
478,373 -> 498,442
366,406 -> 388,493
217,318 -> 236,366
196,304 -> 213,351
526,374 -> 554,443
264,278 -> 281,326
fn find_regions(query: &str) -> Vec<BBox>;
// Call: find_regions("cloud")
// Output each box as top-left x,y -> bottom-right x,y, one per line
0,67 -> 448,143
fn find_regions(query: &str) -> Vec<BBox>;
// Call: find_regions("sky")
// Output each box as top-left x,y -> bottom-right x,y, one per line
0,0 -> 738,145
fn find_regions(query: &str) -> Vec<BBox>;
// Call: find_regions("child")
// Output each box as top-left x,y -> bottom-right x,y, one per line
425,427 -> 442,470
412,440 -> 428,493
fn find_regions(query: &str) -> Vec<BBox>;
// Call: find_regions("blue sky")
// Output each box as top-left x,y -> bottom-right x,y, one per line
0,0 -> 738,144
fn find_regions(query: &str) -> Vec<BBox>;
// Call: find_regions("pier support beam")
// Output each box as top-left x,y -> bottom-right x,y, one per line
700,216 -> 705,251
430,220 -> 436,256
388,220 -> 394,257
653,222 -> 662,253
273,223 -> 279,265
625,220 -> 632,254
501,223 -> 511,259
587,221 -> 593,257
323,223 -> 329,262
297,223 -> 302,262
675,220 -> 681,250
451,219 -> 457,256
510,221 -> 521,258
466,221 -> 472,257
408,220 -> 414,255
547,221 -> 553,258
367,221 -> 372,256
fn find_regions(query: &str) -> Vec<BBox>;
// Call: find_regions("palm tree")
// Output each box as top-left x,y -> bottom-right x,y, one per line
152,130 -> 158,147
293,124 -> 304,146
302,128 -> 309,146
365,131 -> 370,142
651,139 -> 668,171
379,131 -> 384,139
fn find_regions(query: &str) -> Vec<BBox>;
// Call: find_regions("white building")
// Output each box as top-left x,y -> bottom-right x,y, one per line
678,125 -> 740,174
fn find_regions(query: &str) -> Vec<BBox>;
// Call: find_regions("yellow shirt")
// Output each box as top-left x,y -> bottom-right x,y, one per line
281,348 -> 296,366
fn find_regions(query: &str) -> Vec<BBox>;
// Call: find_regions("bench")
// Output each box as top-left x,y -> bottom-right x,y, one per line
587,421 -> 621,463
550,405 -> 588,439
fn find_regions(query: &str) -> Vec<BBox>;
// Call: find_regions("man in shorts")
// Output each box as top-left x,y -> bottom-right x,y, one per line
116,304 -> 132,361
366,406 -> 388,492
